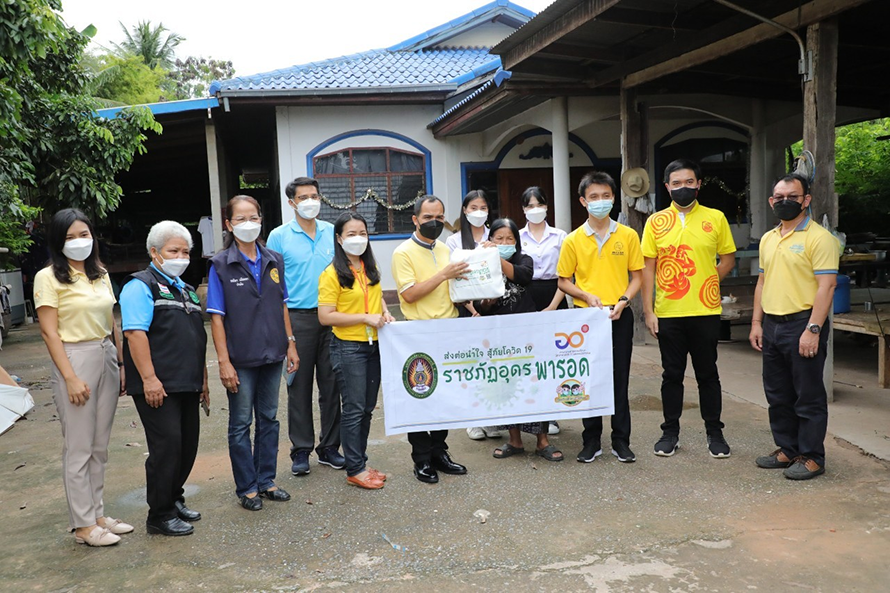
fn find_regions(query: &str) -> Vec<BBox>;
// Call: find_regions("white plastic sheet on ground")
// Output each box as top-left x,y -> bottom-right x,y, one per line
0,384 -> 35,436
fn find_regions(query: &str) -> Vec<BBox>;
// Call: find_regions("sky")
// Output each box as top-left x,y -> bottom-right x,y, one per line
60,0 -> 555,78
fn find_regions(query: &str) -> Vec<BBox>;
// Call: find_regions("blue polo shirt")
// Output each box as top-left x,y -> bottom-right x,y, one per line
206,249 -> 288,315
121,263 -> 186,331
266,218 -> 335,309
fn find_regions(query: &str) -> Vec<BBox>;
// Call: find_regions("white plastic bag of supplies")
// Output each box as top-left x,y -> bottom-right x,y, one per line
448,247 -> 505,302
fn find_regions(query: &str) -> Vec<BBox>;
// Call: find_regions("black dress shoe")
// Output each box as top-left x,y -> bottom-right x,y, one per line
431,452 -> 467,475
175,500 -> 201,522
146,516 -> 194,536
258,487 -> 291,502
413,462 -> 439,484
239,495 -> 263,511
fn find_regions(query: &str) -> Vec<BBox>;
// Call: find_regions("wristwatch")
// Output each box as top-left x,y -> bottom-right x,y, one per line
287,335 -> 297,343
618,296 -> 629,303
806,323 -> 821,334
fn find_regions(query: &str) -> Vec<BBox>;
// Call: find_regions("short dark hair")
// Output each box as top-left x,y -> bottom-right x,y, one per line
521,186 -> 548,208
772,173 -> 810,196
223,195 -> 264,248
414,195 -> 444,217
663,159 -> 701,184
488,218 -> 521,256
578,171 -> 617,197
285,176 -> 319,199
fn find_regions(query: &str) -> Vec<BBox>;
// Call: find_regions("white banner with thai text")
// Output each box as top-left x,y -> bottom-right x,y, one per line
379,308 -> 614,435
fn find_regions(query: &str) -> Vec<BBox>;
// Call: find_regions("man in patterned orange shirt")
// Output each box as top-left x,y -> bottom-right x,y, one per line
641,159 -> 737,458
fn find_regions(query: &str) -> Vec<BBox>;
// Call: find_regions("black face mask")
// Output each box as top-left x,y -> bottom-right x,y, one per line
418,219 -> 444,240
671,186 -> 698,208
773,199 -> 803,221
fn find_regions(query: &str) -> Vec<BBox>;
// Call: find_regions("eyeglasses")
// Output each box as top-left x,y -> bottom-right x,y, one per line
231,216 -> 262,223
771,194 -> 803,202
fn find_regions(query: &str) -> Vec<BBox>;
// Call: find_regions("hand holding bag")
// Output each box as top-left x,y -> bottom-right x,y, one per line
448,247 -> 505,302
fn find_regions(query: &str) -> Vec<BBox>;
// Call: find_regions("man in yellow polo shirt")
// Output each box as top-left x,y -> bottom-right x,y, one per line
392,195 -> 469,484
642,159 -> 737,459
558,171 -> 644,464
749,174 -> 838,480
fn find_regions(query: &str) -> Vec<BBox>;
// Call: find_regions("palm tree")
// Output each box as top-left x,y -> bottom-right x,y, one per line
115,21 -> 184,70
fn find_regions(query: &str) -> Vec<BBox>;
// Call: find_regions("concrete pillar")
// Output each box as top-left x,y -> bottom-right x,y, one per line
551,96 -> 572,233
749,99 -> 769,241
205,119 -> 225,254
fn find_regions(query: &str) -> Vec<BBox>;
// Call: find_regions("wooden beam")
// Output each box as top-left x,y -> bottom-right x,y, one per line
621,0 -> 868,88
594,7 -> 696,30
803,19 -> 839,228
619,83 -> 647,235
539,41 -> 625,63
501,0 -> 623,70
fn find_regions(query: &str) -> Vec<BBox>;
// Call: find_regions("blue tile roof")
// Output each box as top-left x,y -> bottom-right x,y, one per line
210,1 -> 533,96
211,49 -> 498,94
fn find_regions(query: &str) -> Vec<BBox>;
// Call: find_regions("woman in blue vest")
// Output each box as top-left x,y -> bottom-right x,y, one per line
207,195 -> 300,511
120,221 -> 208,536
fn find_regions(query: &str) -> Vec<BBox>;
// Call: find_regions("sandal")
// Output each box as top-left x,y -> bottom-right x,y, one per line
493,443 -> 525,459
535,444 -> 564,462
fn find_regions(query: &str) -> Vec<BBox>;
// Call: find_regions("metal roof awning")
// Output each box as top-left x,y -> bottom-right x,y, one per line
95,97 -> 219,119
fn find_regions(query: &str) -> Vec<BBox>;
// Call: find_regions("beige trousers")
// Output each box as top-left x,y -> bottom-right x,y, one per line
51,338 -> 119,530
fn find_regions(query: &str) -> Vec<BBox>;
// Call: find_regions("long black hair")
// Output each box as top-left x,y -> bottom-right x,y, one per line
223,195 -> 265,249
488,218 -> 522,256
332,212 -> 380,289
46,208 -> 104,284
459,189 -> 489,250
520,186 -> 548,208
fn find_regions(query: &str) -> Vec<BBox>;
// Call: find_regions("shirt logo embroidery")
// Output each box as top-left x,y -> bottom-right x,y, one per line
270,268 -> 280,283
789,244 -> 805,254
702,221 -> 713,233
189,291 -> 200,304
158,284 -> 174,300
611,241 -> 625,256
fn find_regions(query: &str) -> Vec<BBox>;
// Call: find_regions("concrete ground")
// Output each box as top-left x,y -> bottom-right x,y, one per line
0,320 -> 888,592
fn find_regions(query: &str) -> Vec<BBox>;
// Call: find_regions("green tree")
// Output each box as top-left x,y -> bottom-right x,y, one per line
85,52 -> 167,105
167,56 -> 235,100
115,20 -> 184,70
0,0 -> 161,255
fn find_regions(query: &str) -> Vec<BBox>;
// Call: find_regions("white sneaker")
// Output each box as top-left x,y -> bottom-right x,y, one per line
548,422 -> 561,435
466,426 -> 486,440
482,426 -> 502,438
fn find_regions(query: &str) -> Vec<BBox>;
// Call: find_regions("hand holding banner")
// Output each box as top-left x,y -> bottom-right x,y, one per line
379,308 -> 614,435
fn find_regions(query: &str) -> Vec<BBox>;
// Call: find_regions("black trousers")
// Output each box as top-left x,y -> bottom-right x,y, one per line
287,310 -> 341,458
408,430 -> 449,464
529,279 -> 567,312
132,392 -> 200,521
762,317 -> 829,466
582,306 -> 633,446
657,315 -> 724,436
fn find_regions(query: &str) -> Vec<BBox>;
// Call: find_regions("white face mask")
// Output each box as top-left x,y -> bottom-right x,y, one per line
62,238 -> 94,262
341,236 -> 368,256
525,207 -> 547,224
465,210 -> 488,228
156,254 -> 190,278
295,199 -> 320,220
232,220 -> 262,243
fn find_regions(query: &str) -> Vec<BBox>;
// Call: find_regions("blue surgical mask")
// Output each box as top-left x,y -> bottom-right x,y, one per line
497,244 -> 516,260
587,199 -> 613,219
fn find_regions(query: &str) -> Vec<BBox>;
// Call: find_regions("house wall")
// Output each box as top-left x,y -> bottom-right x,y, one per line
273,96 -> 880,290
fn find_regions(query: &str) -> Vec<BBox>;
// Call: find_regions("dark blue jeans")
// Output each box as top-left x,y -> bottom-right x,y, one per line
762,316 -> 830,466
227,361 -> 282,497
329,337 -> 380,477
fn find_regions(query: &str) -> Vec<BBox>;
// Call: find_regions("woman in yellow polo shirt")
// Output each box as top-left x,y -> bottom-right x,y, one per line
34,208 -> 132,547
318,212 -> 395,490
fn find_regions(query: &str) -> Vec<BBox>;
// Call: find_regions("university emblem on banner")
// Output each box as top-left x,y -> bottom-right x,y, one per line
402,353 -> 437,399
270,268 -> 280,283
554,379 -> 589,407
